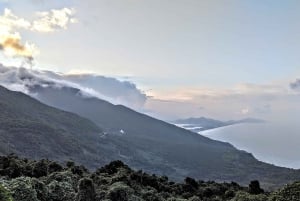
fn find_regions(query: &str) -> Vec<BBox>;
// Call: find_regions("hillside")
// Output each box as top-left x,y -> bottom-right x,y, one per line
25,84 -> 300,189
0,85 -> 127,168
0,155 -> 299,201
0,84 -> 300,189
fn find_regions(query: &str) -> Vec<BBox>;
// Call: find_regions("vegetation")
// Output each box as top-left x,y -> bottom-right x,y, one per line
0,155 -> 300,201
0,184 -> 13,201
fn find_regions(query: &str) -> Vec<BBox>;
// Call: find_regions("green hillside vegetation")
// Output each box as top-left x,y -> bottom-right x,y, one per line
0,155 -> 299,201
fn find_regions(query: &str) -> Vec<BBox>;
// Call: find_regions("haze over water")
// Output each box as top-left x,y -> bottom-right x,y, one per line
201,122 -> 300,169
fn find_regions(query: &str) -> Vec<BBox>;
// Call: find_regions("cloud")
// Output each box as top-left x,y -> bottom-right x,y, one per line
0,62 -> 298,122
290,79 -> 300,91
0,33 -> 36,59
0,8 -> 36,62
63,74 -> 147,110
149,82 -> 287,104
0,7 -> 76,64
32,8 -> 77,32
0,64 -> 147,110
144,80 -> 297,120
0,8 -> 76,32
0,8 -> 31,30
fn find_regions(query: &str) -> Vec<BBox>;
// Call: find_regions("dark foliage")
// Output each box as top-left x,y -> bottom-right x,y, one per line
0,155 -> 299,201
248,180 -> 264,195
76,178 -> 95,201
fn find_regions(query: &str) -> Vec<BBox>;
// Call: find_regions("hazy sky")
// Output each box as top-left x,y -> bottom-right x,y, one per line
0,0 -> 300,121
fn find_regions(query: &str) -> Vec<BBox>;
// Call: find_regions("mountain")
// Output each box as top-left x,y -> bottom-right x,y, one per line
0,85 -> 133,168
23,84 -> 300,189
172,117 -> 265,133
2,155 -> 300,201
0,67 -> 300,189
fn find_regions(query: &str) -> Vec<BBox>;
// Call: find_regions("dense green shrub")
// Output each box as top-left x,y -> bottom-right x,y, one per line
248,180 -> 264,195
4,177 -> 39,201
230,191 -> 268,201
76,178 -> 95,201
47,180 -> 76,201
269,182 -> 300,201
107,182 -> 134,201
31,178 -> 48,201
0,156 -> 300,201
0,184 -> 13,201
48,162 -> 63,174
32,160 -> 48,178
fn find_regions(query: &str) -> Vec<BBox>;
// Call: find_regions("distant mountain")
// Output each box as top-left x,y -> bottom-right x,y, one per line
172,117 -> 265,133
0,67 -> 299,189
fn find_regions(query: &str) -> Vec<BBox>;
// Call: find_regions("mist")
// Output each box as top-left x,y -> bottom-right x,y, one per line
202,121 -> 300,169
0,64 -> 147,111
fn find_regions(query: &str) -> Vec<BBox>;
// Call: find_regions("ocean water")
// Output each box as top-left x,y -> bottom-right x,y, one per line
200,122 -> 300,169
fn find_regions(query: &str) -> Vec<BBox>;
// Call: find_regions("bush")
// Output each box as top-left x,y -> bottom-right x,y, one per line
47,180 -> 76,201
46,171 -> 79,190
31,178 -> 48,201
32,160 -> 48,178
248,180 -> 264,195
107,182 -> 134,201
184,177 -> 198,189
76,178 -> 95,201
48,162 -> 63,174
269,182 -> 300,201
4,177 -> 39,201
230,191 -> 268,201
0,184 -> 13,201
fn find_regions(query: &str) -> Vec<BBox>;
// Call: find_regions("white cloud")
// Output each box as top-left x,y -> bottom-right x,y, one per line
0,8 -> 36,59
0,7 -> 77,63
0,8 -> 31,31
0,64 -> 147,111
32,8 -> 77,32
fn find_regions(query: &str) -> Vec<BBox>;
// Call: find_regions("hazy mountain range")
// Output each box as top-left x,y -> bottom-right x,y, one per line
0,66 -> 300,189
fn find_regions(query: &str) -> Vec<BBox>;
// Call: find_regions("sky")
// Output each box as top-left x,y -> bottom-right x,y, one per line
0,0 -> 300,121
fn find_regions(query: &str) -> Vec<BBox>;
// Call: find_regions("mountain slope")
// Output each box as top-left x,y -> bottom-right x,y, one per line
0,67 -> 298,188
0,85 -> 128,167
27,85 -> 300,189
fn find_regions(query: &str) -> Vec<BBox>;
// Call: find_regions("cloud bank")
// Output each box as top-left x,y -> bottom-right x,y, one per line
0,64 -> 147,110
0,63 -> 299,123
64,74 -> 147,109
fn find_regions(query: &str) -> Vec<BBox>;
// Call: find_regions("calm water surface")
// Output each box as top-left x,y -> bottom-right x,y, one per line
201,122 -> 300,169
